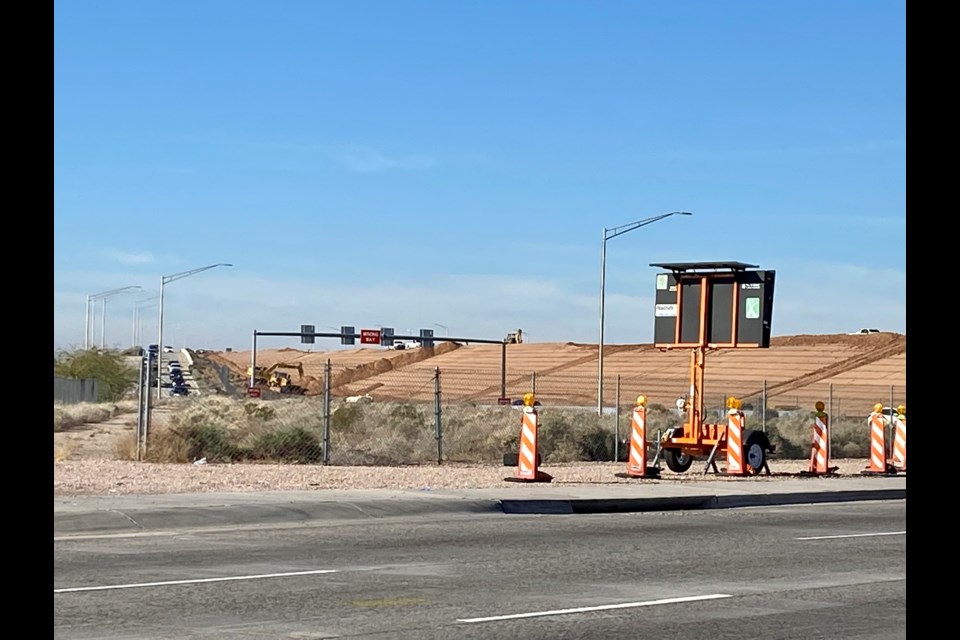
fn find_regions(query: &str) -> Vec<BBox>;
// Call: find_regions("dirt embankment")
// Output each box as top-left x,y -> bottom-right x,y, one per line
326,342 -> 461,391
199,342 -> 463,395
770,332 -> 905,350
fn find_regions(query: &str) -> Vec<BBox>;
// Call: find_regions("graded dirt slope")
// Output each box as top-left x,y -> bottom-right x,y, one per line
197,332 -> 906,415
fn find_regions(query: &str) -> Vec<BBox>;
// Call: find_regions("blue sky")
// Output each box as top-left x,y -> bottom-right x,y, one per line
54,1 -> 905,352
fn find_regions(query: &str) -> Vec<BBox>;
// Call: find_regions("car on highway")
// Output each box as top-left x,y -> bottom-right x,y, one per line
171,384 -> 190,396
163,346 -> 175,353
848,328 -> 881,335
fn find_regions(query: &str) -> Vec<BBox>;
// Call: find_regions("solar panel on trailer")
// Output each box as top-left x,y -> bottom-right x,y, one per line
652,268 -> 775,348
649,261 -> 759,272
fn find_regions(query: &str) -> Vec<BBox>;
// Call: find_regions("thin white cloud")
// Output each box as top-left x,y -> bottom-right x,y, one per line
103,250 -> 156,265
53,262 -> 906,351
336,146 -> 437,173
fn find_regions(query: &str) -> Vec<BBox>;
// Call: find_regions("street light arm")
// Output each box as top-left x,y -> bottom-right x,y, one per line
156,262 -> 232,400
90,285 -> 143,300
162,263 -> 233,285
605,211 -> 692,241
598,210 -> 692,416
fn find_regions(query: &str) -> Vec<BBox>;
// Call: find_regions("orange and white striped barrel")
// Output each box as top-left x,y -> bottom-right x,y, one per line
890,414 -> 906,471
808,412 -> 830,474
515,407 -> 539,480
725,409 -> 744,474
866,411 -> 887,472
626,405 -> 648,476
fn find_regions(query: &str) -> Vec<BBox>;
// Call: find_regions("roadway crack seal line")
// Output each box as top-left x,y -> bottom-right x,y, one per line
113,510 -> 144,530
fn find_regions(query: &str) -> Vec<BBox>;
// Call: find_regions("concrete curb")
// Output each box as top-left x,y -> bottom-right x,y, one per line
502,488 -> 906,516
54,488 -> 905,536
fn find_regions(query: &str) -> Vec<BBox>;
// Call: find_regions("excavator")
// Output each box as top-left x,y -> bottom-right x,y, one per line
245,362 -> 308,395
504,329 -> 523,344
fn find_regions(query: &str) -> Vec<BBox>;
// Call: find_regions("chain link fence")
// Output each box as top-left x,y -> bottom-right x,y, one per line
138,360 -> 906,466
54,377 -> 100,404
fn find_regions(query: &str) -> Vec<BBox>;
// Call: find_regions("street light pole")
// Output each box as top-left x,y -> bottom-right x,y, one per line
132,296 -> 160,348
157,263 -> 233,400
84,296 -> 92,350
85,286 -> 143,351
597,211 -> 692,415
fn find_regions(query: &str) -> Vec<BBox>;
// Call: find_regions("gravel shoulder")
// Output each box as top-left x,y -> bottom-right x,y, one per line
53,458 -> 874,497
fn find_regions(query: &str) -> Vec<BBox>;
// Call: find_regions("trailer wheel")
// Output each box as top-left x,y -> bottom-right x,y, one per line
664,449 -> 694,473
743,430 -> 770,474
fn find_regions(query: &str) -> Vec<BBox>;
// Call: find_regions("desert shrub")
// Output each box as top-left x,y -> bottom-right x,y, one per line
765,425 -> 807,459
331,404 -> 362,433
388,403 -> 428,439
54,348 -> 139,402
754,412 -> 871,460
114,432 -> 139,461
537,411 -> 612,462
53,400 -> 138,431
175,424 -> 240,463
828,418 -> 870,458
838,441 -> 865,458
169,396 -> 272,434
248,426 -> 323,463
145,424 -> 243,462
577,425 -> 614,461
440,409 -> 518,463
243,402 -> 276,421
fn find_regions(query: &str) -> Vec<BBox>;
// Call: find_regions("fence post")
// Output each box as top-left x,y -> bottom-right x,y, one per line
614,375 -> 621,462
143,362 -> 153,459
761,379 -> 767,432
434,367 -> 442,465
135,355 -> 145,461
828,383 -> 833,464
531,371 -> 537,396
888,383 -> 895,447
322,359 -> 331,465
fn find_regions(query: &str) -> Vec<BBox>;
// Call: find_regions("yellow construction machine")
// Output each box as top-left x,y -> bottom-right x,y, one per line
245,362 -> 308,395
504,328 -> 523,344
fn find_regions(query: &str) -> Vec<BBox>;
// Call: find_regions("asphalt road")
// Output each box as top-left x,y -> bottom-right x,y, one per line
53,500 -> 906,639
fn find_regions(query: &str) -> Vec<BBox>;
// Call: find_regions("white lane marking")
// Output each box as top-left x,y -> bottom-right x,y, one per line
457,593 -> 732,623
796,531 -> 906,541
54,569 -> 339,594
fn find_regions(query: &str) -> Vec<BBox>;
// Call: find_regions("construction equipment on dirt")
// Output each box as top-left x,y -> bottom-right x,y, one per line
246,362 -> 308,395
504,329 -> 523,344
650,262 -> 777,476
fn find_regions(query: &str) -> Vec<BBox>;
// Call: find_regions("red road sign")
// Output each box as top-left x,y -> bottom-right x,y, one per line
360,329 -> 381,344
247,387 -> 262,398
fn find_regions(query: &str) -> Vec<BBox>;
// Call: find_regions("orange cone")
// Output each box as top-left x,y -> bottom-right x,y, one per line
623,395 -> 660,478
807,402 -> 830,474
513,393 -> 552,483
864,404 -> 889,473
889,405 -> 906,473
725,397 -> 745,475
